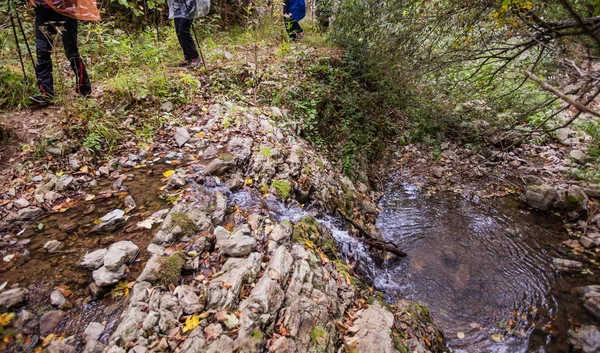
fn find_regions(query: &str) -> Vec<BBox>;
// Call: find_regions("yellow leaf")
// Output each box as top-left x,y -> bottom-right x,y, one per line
0,313 -> 14,326
197,132 -> 204,138
79,166 -> 89,173
244,177 -> 253,186
163,170 -> 175,178
56,171 -> 64,177
42,334 -> 56,346
182,315 -> 200,333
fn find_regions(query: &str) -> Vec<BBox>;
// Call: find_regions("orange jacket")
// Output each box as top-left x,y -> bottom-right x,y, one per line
30,0 -> 100,21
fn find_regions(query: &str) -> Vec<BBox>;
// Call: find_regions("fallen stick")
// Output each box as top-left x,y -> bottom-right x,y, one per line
336,210 -> 407,257
525,71 -> 600,118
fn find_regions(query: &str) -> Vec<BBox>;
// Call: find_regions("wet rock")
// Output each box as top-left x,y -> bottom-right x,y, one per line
93,265 -> 126,287
80,249 -> 108,270
40,310 -> 66,335
17,207 -> 43,221
432,167 -> 444,179
344,302 -> 396,353
205,157 -> 235,176
123,195 -> 136,210
91,209 -> 125,233
83,340 -> 106,353
555,186 -> 589,212
0,287 -> 29,310
212,191 -> 227,225
14,198 -> 30,208
392,299 -> 446,352
45,340 -> 76,353
44,240 -> 64,253
84,322 -> 105,342
88,283 -> 104,298
553,258 -> 583,272
175,127 -> 190,147
568,325 -> 600,353
167,173 -> 186,189
580,235 -> 600,248
584,296 -> 600,321
55,174 -> 74,192
217,233 -> 256,257
104,241 -> 139,271
523,184 -> 557,211
174,285 -> 204,314
227,175 -> 244,191
50,290 -> 66,307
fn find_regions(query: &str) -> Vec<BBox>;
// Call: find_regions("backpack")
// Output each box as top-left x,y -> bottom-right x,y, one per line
168,0 -> 210,20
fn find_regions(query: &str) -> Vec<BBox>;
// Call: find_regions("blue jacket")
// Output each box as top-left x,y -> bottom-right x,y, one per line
286,0 -> 305,22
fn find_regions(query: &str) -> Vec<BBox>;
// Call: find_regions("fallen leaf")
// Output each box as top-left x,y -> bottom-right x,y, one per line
163,170 -> 175,178
182,315 -> 200,333
0,313 -> 15,326
223,313 -> 238,329
457,332 -> 465,339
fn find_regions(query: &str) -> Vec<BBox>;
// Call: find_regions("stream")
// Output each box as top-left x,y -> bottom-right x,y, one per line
3,167 -> 598,353
374,181 -> 600,353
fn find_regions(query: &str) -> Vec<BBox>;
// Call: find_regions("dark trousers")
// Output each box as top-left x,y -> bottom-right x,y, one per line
283,1 -> 303,39
174,18 -> 199,60
34,5 -> 90,96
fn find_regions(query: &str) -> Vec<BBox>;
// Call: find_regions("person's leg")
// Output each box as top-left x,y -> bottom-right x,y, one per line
32,5 -> 55,101
60,14 -> 91,96
292,20 -> 303,38
174,18 -> 199,63
283,1 -> 296,39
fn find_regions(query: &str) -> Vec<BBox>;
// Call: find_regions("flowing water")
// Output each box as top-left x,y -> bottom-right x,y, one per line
374,181 -> 600,353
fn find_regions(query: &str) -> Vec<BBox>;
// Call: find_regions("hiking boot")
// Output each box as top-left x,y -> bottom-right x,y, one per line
29,92 -> 54,106
178,59 -> 191,67
70,57 -> 91,97
189,57 -> 202,69
295,31 -> 305,40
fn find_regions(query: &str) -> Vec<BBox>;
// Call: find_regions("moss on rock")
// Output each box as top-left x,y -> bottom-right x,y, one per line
271,179 -> 292,199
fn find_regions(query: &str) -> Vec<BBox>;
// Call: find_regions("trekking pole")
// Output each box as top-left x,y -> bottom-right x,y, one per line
191,21 -> 207,71
7,0 -> 28,83
12,0 -> 36,71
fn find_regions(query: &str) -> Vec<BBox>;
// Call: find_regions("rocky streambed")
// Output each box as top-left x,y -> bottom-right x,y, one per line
0,102 -> 444,353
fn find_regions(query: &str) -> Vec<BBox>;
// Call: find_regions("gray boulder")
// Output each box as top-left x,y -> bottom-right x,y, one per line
91,209 -> 125,233
568,325 -> 600,353
84,322 -> 105,342
523,184 -> 557,211
0,287 -> 29,310
555,185 -> 589,212
104,241 -> 139,271
217,234 -> 256,257
80,249 -> 108,270
40,310 -> 66,335
175,127 -> 190,147
17,207 -> 43,221
93,265 -> 126,287
553,258 -> 583,272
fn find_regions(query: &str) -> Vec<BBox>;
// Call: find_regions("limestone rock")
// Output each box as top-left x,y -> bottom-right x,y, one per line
568,325 -> 600,353
174,285 -> 204,314
555,186 -> 589,212
175,127 -> 191,147
91,209 -> 125,233
0,287 -> 29,310
553,258 -> 583,272
217,234 -> 256,257
50,290 -> 66,307
84,322 -> 105,342
17,207 -> 43,221
345,302 -> 396,353
44,240 -> 64,253
104,241 -> 139,271
523,184 -> 557,211
45,340 -> 76,353
40,310 -> 66,335
81,249 -> 108,270
93,265 -> 126,287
